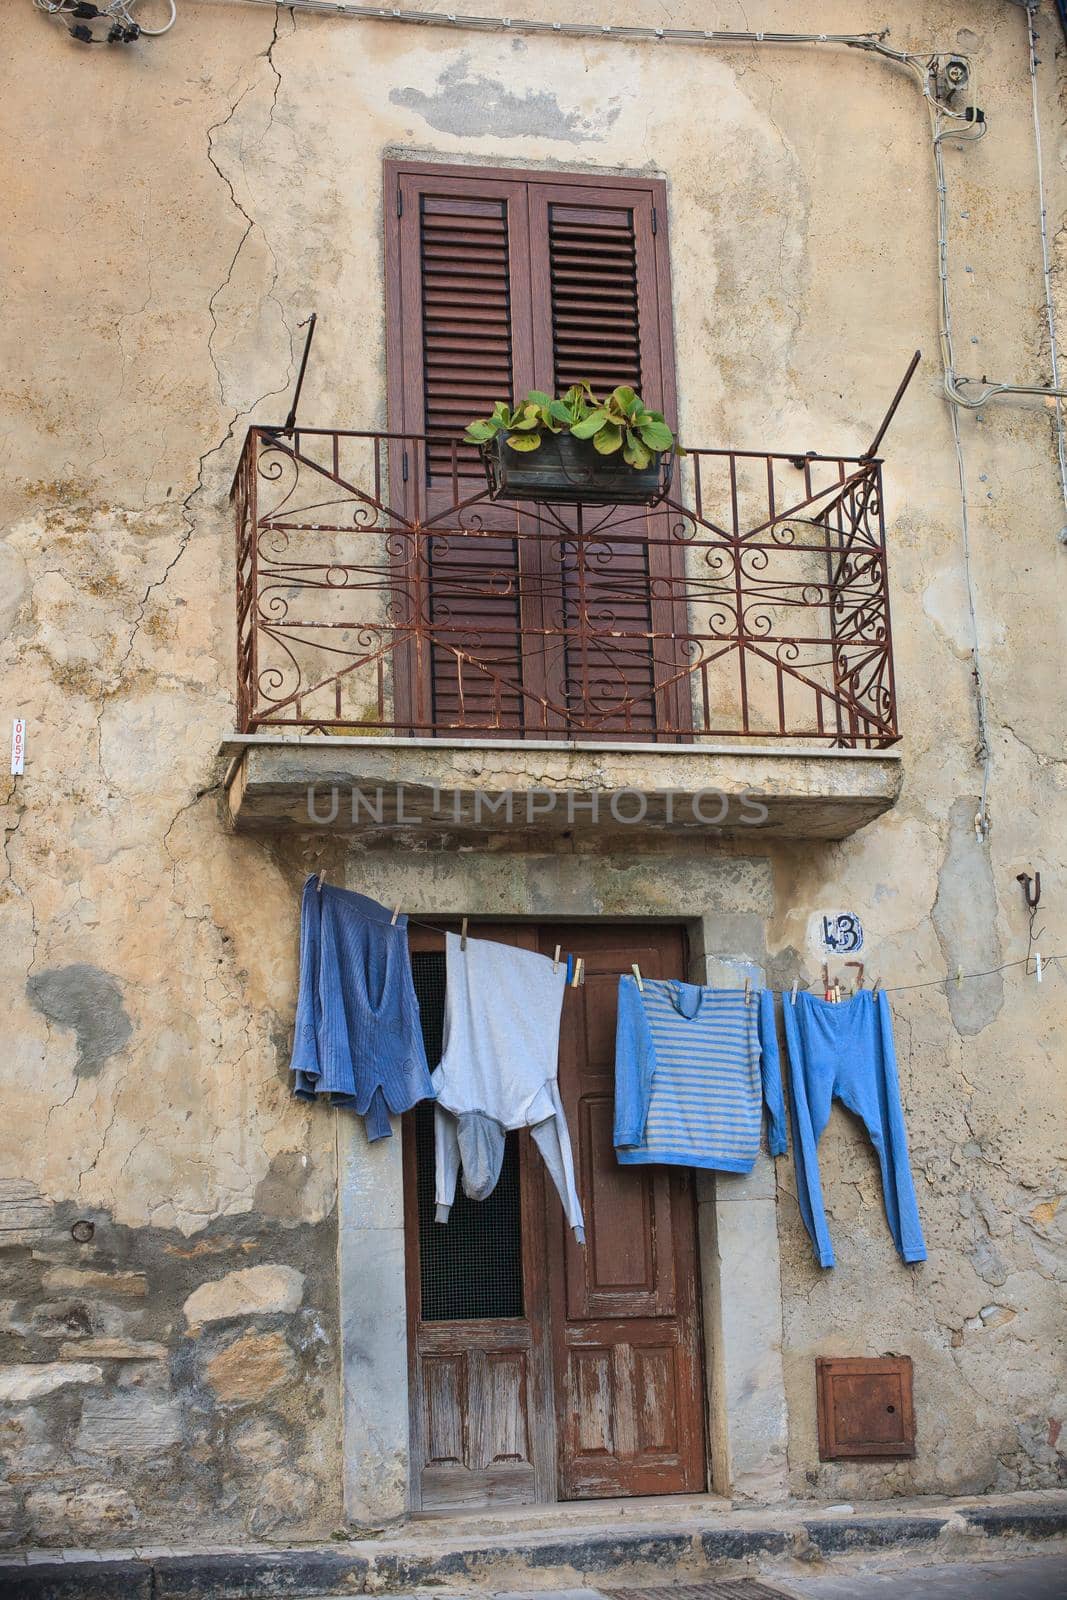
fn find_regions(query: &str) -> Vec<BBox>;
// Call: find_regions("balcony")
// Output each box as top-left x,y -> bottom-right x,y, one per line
223,426 -> 902,840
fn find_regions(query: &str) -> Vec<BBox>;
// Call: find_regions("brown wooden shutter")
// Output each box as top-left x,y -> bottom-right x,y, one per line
418,193 -> 515,481
386,164 -> 681,739
390,171 -> 536,733
531,186 -> 669,736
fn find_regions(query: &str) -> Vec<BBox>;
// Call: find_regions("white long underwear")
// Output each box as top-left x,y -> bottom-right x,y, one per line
432,932 -> 586,1243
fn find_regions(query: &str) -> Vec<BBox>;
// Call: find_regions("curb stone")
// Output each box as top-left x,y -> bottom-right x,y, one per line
1,1500 -> 1065,1600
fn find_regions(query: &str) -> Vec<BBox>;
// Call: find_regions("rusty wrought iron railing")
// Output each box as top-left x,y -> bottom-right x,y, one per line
232,426 -> 899,748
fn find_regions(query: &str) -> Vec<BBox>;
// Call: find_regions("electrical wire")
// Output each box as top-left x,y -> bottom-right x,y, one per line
34,0 -> 177,37
1026,0 -> 1067,522
192,0 -> 1067,416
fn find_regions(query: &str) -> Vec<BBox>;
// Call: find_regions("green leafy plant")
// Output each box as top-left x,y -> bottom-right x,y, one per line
464,384 -> 676,469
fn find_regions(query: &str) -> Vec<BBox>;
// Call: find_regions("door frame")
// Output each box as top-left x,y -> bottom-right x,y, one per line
400,916 -> 707,1510
335,875 -> 790,1527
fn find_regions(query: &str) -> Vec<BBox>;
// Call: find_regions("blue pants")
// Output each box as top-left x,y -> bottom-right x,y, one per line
782,990 -> 926,1269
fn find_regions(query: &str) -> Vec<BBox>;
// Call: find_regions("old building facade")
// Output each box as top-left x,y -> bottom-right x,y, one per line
1,0 -> 1065,1551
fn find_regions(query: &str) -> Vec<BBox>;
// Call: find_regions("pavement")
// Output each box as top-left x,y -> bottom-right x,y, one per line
299,1565 -> 1067,1600
775,1552 -> 1067,1595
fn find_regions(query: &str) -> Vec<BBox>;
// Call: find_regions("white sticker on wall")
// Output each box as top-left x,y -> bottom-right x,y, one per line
809,910 -> 864,957
10,719 -> 25,776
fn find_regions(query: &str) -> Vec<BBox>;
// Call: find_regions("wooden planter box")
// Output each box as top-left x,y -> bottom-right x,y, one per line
487,432 -> 668,506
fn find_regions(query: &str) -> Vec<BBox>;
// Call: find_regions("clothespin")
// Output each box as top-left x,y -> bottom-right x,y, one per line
571,956 -> 584,989
460,916 -> 468,951
631,963 -> 644,992
872,976 -> 882,995
1035,951 -> 1043,983
822,963 -> 832,1001
390,905 -> 401,926
744,976 -> 752,1006
833,982 -> 841,1005
955,965 -> 963,986
565,953 -> 575,985
316,869 -> 327,892
790,978 -> 799,1005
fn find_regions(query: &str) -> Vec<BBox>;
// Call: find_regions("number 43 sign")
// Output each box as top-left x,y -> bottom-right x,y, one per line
809,910 -> 864,956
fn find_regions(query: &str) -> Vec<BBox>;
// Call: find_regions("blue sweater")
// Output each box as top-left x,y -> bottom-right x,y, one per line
614,978 -> 787,1172
289,877 -> 434,1140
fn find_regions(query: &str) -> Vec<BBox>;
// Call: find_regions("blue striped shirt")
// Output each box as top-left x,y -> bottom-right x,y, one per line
614,977 -> 787,1172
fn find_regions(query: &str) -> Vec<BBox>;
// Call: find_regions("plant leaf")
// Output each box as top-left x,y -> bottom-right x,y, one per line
638,420 -> 673,451
623,434 -> 652,469
526,390 -> 552,408
570,409 -> 609,439
611,385 -> 638,416
593,422 -> 624,455
506,431 -> 542,452
464,420 -> 497,443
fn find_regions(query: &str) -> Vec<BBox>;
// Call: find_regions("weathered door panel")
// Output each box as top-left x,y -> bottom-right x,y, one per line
404,926 -> 556,1512
540,925 -> 707,1499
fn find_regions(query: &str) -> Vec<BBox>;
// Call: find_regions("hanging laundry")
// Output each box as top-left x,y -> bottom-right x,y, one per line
614,978 -> 787,1172
782,989 -> 927,1269
290,877 -> 434,1141
433,932 -> 585,1243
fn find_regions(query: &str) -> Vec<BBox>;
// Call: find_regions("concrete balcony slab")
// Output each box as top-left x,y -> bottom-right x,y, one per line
221,736 -> 902,842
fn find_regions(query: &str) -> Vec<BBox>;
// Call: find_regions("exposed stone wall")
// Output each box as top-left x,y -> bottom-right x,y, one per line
1,0 -> 1065,1546
0,1189 -> 340,1546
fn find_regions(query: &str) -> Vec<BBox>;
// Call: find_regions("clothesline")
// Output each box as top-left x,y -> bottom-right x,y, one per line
403,907 -> 1063,996
315,871 -> 1059,997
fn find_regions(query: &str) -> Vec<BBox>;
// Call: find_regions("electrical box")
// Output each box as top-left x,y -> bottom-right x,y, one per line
816,1355 -> 916,1460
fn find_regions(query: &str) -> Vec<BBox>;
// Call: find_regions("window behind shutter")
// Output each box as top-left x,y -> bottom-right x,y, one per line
386,164 -> 681,739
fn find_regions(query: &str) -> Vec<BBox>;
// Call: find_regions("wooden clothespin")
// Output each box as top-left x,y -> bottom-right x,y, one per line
390,905 -> 401,926
316,869 -> 327,892
553,944 -> 561,973
460,916 -> 468,951
822,963 -> 832,1001
744,976 -> 752,1006
872,976 -> 882,995
571,956 -> 584,989
631,963 -> 644,992
956,966 -> 963,986
833,982 -> 841,1005
790,978 -> 799,1005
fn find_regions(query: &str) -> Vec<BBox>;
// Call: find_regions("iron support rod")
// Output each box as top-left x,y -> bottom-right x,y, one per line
863,350 -> 921,460
282,312 -> 318,435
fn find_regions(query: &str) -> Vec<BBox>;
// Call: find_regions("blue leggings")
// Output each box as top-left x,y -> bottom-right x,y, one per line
782,990 -> 926,1269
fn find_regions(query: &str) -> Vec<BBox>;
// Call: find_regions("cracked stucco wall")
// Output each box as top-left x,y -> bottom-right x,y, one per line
0,0 -> 1065,1545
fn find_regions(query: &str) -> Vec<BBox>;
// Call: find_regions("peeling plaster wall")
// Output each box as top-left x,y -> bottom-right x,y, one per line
0,0 -> 1065,1545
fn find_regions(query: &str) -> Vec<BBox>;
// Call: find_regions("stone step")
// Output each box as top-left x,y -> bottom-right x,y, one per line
1,1493 -> 1065,1600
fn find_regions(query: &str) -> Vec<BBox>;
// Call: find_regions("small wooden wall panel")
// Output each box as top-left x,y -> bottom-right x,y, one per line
816,1355 -> 916,1460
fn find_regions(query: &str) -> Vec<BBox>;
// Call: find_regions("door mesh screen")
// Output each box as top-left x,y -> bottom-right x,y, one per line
411,951 -> 524,1322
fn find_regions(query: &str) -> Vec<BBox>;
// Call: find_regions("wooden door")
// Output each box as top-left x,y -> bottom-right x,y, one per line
540,923 -> 707,1498
384,161 -> 688,739
403,920 -> 707,1510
